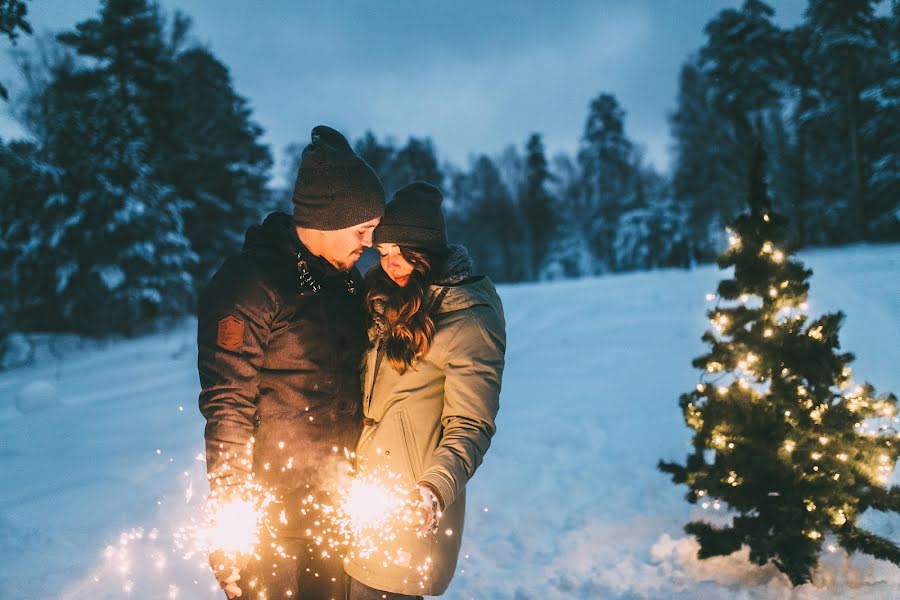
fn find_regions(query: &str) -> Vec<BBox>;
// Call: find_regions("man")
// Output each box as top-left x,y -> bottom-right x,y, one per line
198,125 -> 385,599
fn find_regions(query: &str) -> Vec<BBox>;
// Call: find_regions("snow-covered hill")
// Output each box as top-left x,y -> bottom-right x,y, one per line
1,244 -> 898,600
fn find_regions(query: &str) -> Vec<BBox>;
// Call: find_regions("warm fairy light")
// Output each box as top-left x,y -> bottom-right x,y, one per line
784,441 -> 796,452
805,500 -> 816,512
837,453 -> 848,461
819,437 -> 829,445
711,314 -> 729,332
807,530 -> 821,540
763,213 -> 770,222
761,241 -> 774,254
764,328 -> 773,338
768,287 -> 778,298
772,250 -> 784,263
811,452 -> 822,460
808,326 -> 824,341
696,384 -> 705,393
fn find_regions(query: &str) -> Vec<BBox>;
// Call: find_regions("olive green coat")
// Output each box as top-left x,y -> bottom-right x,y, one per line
344,276 -> 506,596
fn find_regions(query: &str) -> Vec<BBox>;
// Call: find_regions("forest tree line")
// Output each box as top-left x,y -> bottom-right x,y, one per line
0,0 -> 897,353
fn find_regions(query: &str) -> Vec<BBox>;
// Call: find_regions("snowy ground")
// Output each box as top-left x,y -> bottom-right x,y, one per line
1,243 -> 898,600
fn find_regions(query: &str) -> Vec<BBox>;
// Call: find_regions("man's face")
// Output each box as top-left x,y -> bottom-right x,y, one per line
316,216 -> 381,271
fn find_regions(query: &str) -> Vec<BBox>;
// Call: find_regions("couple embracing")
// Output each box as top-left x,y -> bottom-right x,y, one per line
198,125 -> 506,599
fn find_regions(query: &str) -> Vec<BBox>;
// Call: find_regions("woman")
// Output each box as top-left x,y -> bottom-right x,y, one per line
344,182 -> 506,599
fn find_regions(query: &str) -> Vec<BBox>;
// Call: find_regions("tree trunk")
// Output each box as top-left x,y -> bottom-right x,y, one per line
844,64 -> 865,241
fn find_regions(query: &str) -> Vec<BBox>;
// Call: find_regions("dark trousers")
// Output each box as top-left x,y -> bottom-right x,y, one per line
347,577 -> 423,600
237,537 -> 347,600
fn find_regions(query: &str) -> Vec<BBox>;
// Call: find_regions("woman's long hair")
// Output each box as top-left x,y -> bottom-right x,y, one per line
365,247 -> 443,374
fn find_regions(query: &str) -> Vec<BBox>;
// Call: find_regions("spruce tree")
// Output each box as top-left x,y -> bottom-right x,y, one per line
520,133 -> 558,280
659,147 -> 900,586
0,0 -> 32,100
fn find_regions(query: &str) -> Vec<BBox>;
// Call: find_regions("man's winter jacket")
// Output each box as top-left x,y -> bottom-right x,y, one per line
198,212 -> 366,532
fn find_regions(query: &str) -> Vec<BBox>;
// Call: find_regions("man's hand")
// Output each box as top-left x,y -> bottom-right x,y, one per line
411,484 -> 443,536
209,550 -> 249,599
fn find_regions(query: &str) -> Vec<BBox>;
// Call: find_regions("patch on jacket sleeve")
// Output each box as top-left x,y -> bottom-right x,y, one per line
216,315 -> 244,351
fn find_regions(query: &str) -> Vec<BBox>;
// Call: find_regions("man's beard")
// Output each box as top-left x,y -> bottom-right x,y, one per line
330,252 -> 361,272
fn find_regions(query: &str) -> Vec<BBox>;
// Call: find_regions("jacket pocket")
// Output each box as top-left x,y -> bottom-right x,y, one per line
397,408 -> 423,481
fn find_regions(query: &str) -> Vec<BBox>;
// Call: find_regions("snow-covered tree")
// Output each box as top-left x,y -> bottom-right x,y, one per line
0,0 -> 32,100
660,148 -> 900,586
577,93 -> 638,268
32,0 -> 197,334
699,0 -> 787,148
613,168 -> 691,271
799,0 -> 885,241
542,153 -> 595,279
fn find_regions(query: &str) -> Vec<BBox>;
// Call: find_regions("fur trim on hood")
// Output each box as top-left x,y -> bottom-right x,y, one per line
437,244 -> 473,285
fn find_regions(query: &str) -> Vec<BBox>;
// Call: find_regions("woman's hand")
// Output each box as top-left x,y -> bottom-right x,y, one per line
411,483 -> 443,536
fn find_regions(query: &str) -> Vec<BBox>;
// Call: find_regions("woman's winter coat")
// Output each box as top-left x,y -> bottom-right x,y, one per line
344,267 -> 506,596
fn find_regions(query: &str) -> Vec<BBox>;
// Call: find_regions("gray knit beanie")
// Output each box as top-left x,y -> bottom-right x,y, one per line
373,182 -> 448,254
292,125 -> 386,230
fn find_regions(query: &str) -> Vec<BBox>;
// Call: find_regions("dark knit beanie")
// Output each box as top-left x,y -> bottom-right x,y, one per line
373,182 -> 448,254
292,125 -> 386,230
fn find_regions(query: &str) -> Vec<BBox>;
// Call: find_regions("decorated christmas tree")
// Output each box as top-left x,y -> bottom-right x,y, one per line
659,147 -> 900,586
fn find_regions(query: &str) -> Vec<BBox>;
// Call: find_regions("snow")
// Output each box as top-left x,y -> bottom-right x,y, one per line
1,243 -> 898,599
15,381 -> 60,414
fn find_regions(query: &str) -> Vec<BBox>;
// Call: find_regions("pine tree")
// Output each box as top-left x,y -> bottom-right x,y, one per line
670,56 -> 738,263
389,136 -> 443,196
48,0 -> 196,334
699,0 -> 787,151
659,147 -> 900,586
163,45 -> 273,282
801,0 -> 884,241
577,92 -> 638,270
520,133 -> 558,280
448,155 -> 520,282
542,152 -> 595,278
0,0 -> 32,100
863,4 -> 900,240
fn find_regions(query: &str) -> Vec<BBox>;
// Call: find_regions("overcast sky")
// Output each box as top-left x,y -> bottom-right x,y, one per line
0,1 -> 808,186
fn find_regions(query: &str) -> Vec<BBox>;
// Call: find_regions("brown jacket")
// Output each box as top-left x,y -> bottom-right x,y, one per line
344,274 -> 506,596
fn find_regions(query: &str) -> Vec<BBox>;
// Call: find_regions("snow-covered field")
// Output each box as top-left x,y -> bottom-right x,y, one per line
1,244 -> 898,600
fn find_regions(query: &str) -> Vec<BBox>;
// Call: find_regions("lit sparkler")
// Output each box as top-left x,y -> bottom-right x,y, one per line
174,483 -> 273,560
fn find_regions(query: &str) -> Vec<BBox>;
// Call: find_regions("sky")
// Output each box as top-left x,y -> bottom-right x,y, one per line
0,1 -> 808,186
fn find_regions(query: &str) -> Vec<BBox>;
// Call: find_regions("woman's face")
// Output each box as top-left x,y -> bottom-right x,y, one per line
377,243 -> 414,287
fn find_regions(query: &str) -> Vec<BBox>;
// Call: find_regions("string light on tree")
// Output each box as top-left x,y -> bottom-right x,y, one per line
659,145 -> 900,586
